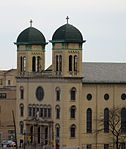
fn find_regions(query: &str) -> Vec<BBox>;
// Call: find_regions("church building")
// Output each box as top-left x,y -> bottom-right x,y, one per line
1,18 -> 126,149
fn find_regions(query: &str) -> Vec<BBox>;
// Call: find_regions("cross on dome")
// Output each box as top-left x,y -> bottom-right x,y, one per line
66,16 -> 69,24
30,19 -> 33,27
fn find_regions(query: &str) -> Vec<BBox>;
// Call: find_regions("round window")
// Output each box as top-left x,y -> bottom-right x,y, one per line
36,86 -> 44,101
121,93 -> 126,100
104,94 -> 109,100
87,94 -> 92,101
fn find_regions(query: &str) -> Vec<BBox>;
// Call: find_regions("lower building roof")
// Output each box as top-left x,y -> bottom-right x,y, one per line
82,62 -> 126,83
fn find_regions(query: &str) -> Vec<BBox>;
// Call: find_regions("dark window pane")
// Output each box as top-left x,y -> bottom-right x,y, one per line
87,94 -> 92,101
87,144 -> 92,149
20,106 -> 24,117
32,56 -> 36,72
71,107 -> 75,119
70,126 -> 75,138
104,144 -> 109,149
56,108 -> 60,119
104,94 -> 109,100
33,107 -> 36,117
104,108 -> 109,133
40,108 -> 43,117
28,107 -> 32,116
0,93 -> 6,99
59,55 -> 62,72
56,90 -> 60,101
56,55 -> 58,71
44,108 -> 47,118
87,108 -> 92,133
121,108 -> 126,133
74,55 -> 77,71
69,55 -> 72,71
121,93 -> 126,100
20,89 -> 24,99
48,108 -> 51,118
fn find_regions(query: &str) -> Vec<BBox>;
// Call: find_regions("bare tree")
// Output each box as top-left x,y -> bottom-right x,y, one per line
96,107 -> 126,149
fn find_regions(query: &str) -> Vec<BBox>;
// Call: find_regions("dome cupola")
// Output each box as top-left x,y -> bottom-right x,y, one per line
51,17 -> 85,43
15,20 -> 46,46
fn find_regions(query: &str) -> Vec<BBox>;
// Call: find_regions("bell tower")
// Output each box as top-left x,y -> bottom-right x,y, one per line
15,20 -> 47,75
50,17 -> 86,77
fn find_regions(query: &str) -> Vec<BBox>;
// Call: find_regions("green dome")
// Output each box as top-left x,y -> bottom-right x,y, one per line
16,27 -> 46,45
51,24 -> 84,43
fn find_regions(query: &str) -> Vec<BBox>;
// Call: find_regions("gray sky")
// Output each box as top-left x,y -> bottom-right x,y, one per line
0,0 -> 126,70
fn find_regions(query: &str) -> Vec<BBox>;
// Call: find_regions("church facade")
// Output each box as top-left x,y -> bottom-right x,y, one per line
1,18 -> 126,149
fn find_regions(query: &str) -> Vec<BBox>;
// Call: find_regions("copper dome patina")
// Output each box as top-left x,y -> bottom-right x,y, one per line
51,23 -> 84,43
16,27 -> 46,45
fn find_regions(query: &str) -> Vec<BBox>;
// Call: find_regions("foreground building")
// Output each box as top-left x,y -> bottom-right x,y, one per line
1,18 -> 126,149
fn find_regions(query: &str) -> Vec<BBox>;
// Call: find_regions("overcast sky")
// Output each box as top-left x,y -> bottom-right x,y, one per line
0,0 -> 126,70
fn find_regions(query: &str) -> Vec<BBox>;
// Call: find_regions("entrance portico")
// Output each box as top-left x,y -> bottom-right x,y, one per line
24,118 -> 54,147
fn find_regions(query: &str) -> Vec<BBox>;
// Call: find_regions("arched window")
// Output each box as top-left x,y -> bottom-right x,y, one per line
40,106 -> 43,118
104,108 -> 109,133
74,55 -> 77,71
20,86 -> 24,99
20,56 -> 23,72
33,105 -> 36,117
70,106 -> 76,119
69,55 -> 72,71
121,108 -> 126,133
30,126 -> 33,143
59,55 -> 62,72
20,121 -> 24,134
20,104 -> 24,117
87,108 -> 92,133
70,124 -> 76,138
23,56 -> 26,72
56,55 -> 58,71
32,56 -> 36,72
56,87 -> 60,101
47,105 -> 51,118
56,105 -> 60,119
28,105 -> 32,117
37,56 -> 41,72
71,87 -> 76,101
55,124 -> 60,137
44,107 -> 47,118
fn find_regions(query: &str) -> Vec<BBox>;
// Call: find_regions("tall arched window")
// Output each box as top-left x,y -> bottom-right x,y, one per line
74,55 -> 77,71
121,108 -> 126,133
23,56 -> 26,72
20,121 -> 24,134
20,86 -> 24,99
55,124 -> 60,137
30,126 -> 33,143
47,105 -> 51,118
28,106 -> 32,117
69,55 -> 72,71
56,55 -> 58,71
20,56 -> 23,72
59,55 -> 62,72
37,56 -> 40,72
71,87 -> 76,101
87,108 -> 92,133
56,87 -> 60,101
70,106 -> 76,119
56,105 -> 60,119
104,108 -> 109,133
70,124 -> 76,138
20,104 -> 24,117
40,106 -> 43,118
32,56 -> 36,72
